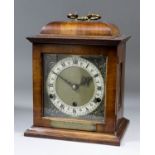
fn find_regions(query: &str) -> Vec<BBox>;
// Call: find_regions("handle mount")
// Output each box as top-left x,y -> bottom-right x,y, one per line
67,13 -> 101,21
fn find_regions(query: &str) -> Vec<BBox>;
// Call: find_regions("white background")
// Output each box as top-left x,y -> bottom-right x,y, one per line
0,0 -> 152,155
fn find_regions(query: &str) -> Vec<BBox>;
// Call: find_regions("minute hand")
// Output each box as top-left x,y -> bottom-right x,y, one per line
52,71 -> 73,87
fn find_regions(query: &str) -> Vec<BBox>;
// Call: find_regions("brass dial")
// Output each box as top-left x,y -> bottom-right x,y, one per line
47,56 -> 104,116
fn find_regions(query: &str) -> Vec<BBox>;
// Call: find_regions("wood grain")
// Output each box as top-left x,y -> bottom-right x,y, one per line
25,32 -> 130,145
40,21 -> 120,37
27,35 -> 130,46
24,118 -> 129,146
31,44 -> 118,134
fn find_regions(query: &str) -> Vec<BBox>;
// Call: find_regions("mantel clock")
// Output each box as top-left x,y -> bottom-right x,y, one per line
24,13 -> 130,146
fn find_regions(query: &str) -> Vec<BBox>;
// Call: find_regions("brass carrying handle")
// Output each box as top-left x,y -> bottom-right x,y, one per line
67,13 -> 101,21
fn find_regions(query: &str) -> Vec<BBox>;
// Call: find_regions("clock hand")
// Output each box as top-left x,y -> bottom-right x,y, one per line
52,71 -> 73,87
79,76 -> 93,87
65,76 -> 93,91
52,71 -> 80,91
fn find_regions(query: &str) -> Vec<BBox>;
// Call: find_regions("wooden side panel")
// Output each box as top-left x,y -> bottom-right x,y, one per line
98,47 -> 117,133
116,42 -> 126,130
33,44 -> 50,127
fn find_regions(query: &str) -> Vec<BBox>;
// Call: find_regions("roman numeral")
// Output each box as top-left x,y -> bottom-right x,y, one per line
73,57 -> 78,64
48,83 -> 53,87
97,86 -> 102,90
73,109 -> 76,114
86,63 -> 89,68
60,104 -> 64,109
94,74 -> 99,78
61,62 -> 65,67
85,107 -> 89,111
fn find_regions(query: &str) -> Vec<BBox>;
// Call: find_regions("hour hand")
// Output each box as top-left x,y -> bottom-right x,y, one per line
79,76 -> 93,87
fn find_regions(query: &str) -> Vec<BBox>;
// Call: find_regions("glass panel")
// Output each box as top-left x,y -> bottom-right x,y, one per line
43,54 -> 107,123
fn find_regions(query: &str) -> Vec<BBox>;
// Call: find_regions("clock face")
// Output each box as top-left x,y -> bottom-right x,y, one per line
46,56 -> 104,116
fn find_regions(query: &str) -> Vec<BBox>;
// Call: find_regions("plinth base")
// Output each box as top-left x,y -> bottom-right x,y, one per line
24,117 -> 129,146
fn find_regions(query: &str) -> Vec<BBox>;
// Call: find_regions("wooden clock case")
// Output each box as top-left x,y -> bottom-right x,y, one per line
24,19 -> 130,146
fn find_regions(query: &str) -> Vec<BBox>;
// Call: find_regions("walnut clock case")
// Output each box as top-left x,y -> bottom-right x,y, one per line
24,13 -> 130,146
